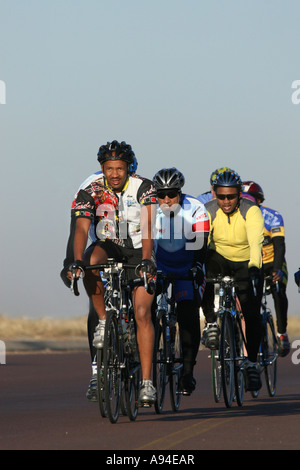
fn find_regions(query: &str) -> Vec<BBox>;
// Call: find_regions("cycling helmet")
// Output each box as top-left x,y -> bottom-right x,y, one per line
213,170 -> 242,190
153,167 -> 185,191
97,140 -> 137,174
242,181 -> 265,202
210,167 -> 233,185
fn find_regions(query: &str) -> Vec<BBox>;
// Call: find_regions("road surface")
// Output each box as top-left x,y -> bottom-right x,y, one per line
0,349 -> 299,451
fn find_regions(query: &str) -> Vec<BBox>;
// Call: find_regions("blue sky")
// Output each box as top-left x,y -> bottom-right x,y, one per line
1,0 -> 300,319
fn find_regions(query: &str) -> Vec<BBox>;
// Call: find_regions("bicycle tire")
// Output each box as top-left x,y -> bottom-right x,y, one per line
153,314 -> 167,414
124,359 -> 140,421
103,310 -> 121,424
96,348 -> 107,418
220,311 -> 235,408
211,349 -> 222,403
169,321 -> 182,412
211,313 -> 222,403
264,313 -> 278,397
234,315 -> 245,406
124,318 -> 140,421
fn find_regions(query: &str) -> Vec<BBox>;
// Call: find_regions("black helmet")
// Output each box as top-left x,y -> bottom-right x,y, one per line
153,167 -> 185,191
213,170 -> 242,190
242,181 -> 265,202
97,140 -> 136,173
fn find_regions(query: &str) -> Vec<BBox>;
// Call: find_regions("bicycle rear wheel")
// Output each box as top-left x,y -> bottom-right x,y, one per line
220,312 -> 235,408
263,313 -> 278,397
169,321 -> 182,412
103,310 -> 121,424
153,314 -> 167,414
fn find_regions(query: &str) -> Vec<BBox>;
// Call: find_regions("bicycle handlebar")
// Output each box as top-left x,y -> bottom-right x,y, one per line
70,259 -> 147,296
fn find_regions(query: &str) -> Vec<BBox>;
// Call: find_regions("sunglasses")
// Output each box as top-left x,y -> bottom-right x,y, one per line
216,193 -> 239,200
156,189 -> 179,199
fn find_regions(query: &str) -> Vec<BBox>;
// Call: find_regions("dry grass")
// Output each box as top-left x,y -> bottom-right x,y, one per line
0,313 -> 300,340
0,314 -> 87,340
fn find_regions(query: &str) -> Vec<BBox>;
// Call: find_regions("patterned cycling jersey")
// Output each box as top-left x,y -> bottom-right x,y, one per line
73,171 -> 156,249
260,205 -> 285,264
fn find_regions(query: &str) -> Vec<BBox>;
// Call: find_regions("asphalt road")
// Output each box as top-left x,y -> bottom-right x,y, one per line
0,349 -> 299,452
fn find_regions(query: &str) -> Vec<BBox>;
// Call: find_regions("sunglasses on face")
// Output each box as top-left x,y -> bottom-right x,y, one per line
216,193 -> 239,200
156,189 -> 179,199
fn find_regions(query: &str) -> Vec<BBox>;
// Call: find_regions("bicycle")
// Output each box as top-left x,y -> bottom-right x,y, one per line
251,275 -> 278,398
71,258 -> 144,424
152,270 -> 198,413
206,275 -> 249,408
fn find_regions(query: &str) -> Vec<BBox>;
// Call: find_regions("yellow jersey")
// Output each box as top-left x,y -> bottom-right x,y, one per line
205,198 -> 264,269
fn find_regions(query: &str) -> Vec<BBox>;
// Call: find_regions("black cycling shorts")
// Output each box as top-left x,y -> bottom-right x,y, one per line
90,239 -> 156,282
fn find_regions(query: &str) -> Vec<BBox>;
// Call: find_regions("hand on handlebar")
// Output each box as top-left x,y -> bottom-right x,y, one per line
67,260 -> 86,281
272,269 -> 283,283
67,260 -> 86,296
136,259 -> 157,294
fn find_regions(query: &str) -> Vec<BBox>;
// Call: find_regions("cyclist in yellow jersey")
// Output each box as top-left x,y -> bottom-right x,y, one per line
202,170 -> 265,391
243,181 -> 290,357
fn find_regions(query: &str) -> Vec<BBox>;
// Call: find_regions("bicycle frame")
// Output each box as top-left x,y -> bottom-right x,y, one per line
71,258 -> 143,423
153,270 -> 196,413
207,275 -> 248,408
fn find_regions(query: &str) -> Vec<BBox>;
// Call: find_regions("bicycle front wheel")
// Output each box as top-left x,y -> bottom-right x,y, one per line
234,316 -> 245,407
153,314 -> 167,414
124,319 -> 141,421
263,313 -> 278,397
169,321 -> 182,412
220,312 -> 235,408
211,349 -> 222,403
103,310 -> 121,424
96,348 -> 107,418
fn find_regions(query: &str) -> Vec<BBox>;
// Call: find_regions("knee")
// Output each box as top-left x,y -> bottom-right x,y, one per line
83,270 -> 104,296
135,304 -> 152,326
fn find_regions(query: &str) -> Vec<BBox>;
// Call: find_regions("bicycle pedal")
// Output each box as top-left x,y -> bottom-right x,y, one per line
139,401 -> 152,408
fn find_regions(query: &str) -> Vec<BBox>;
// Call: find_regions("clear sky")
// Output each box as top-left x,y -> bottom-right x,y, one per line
1,0 -> 300,319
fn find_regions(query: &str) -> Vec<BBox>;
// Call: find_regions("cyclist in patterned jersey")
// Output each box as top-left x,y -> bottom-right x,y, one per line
153,168 -> 209,395
61,140 -> 157,405
243,181 -> 290,357
202,170 -> 265,391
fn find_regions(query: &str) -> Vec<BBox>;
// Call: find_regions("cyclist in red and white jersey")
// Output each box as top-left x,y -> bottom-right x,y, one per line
61,141 -> 157,405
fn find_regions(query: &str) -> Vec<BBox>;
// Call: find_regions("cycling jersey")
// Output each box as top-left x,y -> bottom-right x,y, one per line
260,205 -> 285,266
154,194 -> 210,301
204,197 -> 264,269
73,171 -> 156,249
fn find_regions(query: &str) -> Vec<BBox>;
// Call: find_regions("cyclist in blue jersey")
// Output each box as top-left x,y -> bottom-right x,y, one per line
243,181 -> 290,357
153,168 -> 209,395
